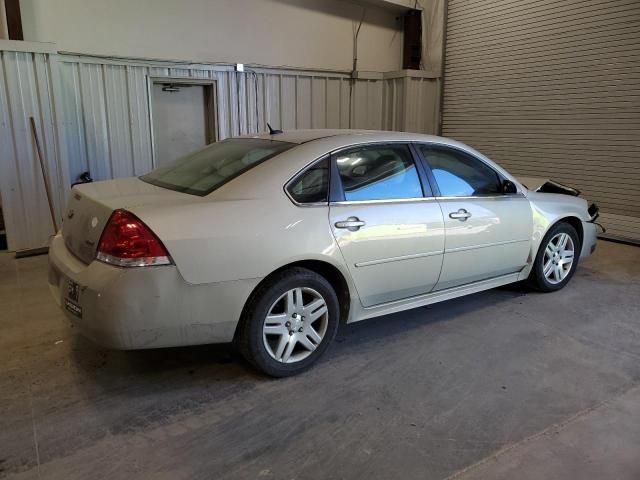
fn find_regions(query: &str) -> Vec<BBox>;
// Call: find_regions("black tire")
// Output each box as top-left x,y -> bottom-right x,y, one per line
235,267 -> 340,377
527,222 -> 580,292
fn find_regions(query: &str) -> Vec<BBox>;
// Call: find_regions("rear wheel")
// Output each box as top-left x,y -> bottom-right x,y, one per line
528,222 -> 580,292
236,267 -> 339,377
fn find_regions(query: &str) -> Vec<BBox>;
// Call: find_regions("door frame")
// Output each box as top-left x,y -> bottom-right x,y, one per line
147,77 -> 218,169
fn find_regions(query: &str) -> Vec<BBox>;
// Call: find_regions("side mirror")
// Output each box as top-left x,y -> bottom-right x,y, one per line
502,180 -> 518,194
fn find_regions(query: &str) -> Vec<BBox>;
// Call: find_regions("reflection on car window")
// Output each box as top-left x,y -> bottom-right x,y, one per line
140,138 -> 295,196
336,145 -> 423,201
419,146 -> 502,197
287,157 -> 329,204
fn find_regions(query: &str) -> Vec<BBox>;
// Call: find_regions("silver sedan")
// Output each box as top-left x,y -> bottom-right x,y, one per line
48,130 -> 598,376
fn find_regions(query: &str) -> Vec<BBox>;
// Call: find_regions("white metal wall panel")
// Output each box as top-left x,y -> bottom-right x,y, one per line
442,0 -> 640,242
57,57 -> 415,185
0,50 -> 68,251
383,75 -> 441,133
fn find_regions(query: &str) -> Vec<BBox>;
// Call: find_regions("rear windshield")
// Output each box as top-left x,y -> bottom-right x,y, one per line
140,138 -> 295,196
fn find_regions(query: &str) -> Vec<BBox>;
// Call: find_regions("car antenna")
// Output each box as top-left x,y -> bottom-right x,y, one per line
267,123 -> 283,135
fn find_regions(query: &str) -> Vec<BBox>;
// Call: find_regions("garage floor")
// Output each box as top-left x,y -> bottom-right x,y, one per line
1,241 -> 639,479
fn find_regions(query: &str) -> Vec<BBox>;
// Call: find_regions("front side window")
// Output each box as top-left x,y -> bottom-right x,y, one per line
418,146 -> 502,197
336,145 -> 423,201
141,138 -> 295,196
287,157 -> 329,204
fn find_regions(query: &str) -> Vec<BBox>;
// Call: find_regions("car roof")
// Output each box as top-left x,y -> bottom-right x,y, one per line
236,129 -> 446,145
211,128 -> 526,199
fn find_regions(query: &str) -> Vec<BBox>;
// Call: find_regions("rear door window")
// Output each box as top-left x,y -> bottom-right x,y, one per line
335,145 -> 424,201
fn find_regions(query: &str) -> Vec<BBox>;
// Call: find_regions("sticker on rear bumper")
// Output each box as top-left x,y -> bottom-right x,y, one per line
67,280 -> 80,302
65,299 -> 82,318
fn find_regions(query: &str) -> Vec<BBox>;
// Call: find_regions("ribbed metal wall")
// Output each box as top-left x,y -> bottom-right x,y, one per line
58,57 -> 393,183
1,47 -> 440,251
442,0 -> 640,242
0,50 -> 69,251
384,74 -> 441,134
58,56 -> 440,185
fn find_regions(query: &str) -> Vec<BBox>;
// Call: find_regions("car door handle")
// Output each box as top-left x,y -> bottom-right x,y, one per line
449,209 -> 472,221
335,217 -> 366,231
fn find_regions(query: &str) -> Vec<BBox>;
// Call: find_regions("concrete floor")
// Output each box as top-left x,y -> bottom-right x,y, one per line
1,240 -> 639,480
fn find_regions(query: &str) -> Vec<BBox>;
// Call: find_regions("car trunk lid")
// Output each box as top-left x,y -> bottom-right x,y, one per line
61,177 -> 200,264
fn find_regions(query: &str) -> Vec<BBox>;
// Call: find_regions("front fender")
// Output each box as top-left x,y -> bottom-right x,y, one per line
519,191 -> 591,279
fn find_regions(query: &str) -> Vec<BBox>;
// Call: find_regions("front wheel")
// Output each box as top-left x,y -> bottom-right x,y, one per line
528,222 -> 580,292
236,267 -> 339,377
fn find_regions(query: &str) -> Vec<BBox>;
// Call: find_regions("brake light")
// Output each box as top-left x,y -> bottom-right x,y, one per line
96,209 -> 172,267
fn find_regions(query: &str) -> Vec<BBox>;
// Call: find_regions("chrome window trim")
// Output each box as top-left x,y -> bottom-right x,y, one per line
330,197 -> 438,206
329,193 -> 525,206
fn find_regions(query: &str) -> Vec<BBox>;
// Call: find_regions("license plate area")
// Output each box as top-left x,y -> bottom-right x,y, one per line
65,280 -> 82,318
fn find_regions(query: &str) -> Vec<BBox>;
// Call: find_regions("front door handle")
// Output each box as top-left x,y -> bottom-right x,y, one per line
449,209 -> 472,221
335,216 -> 366,231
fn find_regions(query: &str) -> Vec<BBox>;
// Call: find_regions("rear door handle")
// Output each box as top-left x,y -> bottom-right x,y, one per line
449,209 -> 472,221
335,216 -> 366,231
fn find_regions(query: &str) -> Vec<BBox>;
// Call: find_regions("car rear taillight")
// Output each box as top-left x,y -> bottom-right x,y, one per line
96,209 -> 172,267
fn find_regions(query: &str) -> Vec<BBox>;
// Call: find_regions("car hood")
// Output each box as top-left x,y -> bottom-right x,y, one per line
516,176 -> 580,196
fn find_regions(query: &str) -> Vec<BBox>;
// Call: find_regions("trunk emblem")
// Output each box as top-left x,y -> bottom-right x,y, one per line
91,217 -> 98,228
67,209 -> 74,219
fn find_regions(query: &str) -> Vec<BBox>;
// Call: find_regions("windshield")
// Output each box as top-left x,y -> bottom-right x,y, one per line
140,138 -> 295,196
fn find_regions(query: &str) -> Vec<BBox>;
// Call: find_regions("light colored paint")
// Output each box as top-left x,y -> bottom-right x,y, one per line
330,199 -> 445,306
48,130 -> 597,350
434,195 -> 533,290
19,0 -> 403,72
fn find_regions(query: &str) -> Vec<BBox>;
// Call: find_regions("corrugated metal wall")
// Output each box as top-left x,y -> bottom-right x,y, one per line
59,58 -> 440,184
0,47 -> 440,251
442,0 -> 640,243
383,73 -> 441,134
58,58 -> 387,182
0,49 -> 69,251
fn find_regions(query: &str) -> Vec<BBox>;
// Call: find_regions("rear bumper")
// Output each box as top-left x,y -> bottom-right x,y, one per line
48,234 -> 260,349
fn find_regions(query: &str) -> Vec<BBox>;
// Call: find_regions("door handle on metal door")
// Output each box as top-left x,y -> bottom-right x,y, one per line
449,209 -> 472,221
335,216 -> 366,231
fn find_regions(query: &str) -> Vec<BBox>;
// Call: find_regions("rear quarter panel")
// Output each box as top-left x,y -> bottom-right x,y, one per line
130,195 -> 347,286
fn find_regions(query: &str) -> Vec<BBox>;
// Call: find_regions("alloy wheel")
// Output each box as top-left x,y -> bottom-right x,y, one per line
543,232 -> 575,284
262,287 -> 329,363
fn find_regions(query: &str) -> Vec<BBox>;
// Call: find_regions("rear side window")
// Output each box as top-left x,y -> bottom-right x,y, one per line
419,146 -> 502,197
287,157 -> 330,204
141,138 -> 295,196
335,145 -> 423,201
